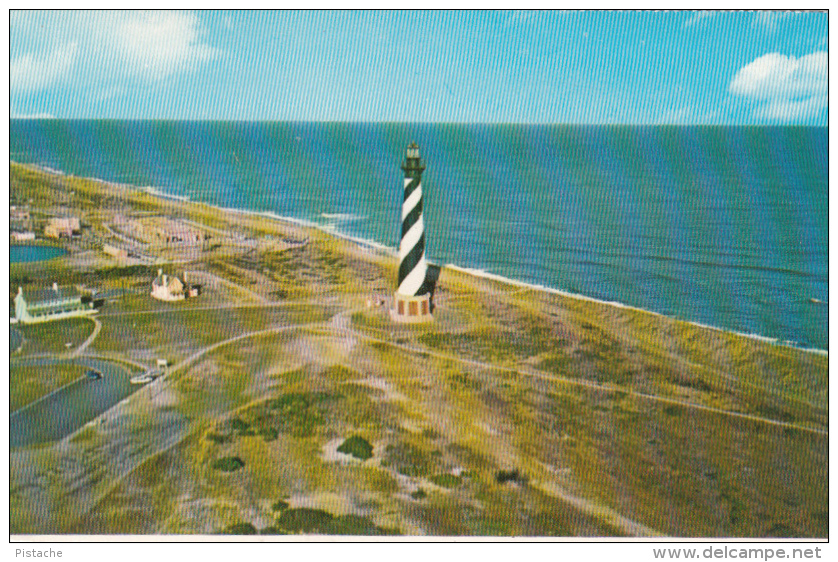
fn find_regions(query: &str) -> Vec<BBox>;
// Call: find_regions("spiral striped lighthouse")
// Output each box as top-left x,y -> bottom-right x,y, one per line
391,142 -> 433,323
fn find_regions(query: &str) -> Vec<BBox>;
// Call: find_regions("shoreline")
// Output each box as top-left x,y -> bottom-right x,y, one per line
13,160 -> 828,357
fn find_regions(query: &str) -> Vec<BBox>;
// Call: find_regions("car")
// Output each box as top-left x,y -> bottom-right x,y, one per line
86,369 -> 103,380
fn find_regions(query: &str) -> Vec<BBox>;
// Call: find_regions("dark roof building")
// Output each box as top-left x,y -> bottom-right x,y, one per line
14,282 -> 95,324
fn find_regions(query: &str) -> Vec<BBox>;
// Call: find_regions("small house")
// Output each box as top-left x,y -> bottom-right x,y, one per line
150,270 -> 201,302
45,217 -> 80,239
151,269 -> 185,302
11,231 -> 36,241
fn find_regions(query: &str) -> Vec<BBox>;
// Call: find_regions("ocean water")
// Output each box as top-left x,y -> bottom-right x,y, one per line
9,121 -> 829,350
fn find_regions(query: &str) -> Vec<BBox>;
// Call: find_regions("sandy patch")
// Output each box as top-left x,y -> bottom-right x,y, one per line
351,376 -> 407,402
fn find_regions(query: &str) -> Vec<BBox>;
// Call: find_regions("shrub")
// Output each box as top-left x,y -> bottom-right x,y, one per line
212,456 -> 245,472
271,500 -> 290,511
495,469 -> 526,485
222,522 -> 257,535
276,508 -> 334,534
327,515 -> 394,536
260,427 -> 279,441
206,432 -> 230,444
337,435 -> 373,461
411,489 -> 427,500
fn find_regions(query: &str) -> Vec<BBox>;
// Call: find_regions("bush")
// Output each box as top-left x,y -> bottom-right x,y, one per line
212,456 -> 245,472
327,515 -> 393,536
271,499 -> 290,511
230,418 -> 251,432
260,427 -> 279,441
495,469 -> 526,485
276,508 -> 334,534
411,489 -> 427,500
222,522 -> 257,535
205,432 -> 230,444
272,508 -> 396,535
337,435 -> 373,461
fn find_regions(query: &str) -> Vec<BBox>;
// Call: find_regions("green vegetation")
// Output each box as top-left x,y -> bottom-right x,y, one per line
495,469 -> 526,485
10,363 -> 86,411
275,508 -> 334,533
384,442 -> 436,477
269,508 -> 395,535
212,457 -> 245,472
16,318 -> 95,355
430,473 -> 461,488
337,435 -> 373,461
222,522 -> 258,535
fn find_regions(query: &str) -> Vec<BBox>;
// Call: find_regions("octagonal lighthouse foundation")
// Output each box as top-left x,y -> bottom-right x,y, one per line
391,142 -> 433,323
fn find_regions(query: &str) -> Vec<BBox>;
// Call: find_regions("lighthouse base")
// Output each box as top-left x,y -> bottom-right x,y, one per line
390,292 -> 433,323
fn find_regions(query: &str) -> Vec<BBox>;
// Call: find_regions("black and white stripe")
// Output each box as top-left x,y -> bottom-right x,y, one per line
398,143 -> 427,296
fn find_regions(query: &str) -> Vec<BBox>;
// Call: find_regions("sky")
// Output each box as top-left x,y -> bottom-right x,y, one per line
8,10 -> 829,125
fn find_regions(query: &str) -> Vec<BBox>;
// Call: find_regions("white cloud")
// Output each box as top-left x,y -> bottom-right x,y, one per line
114,11 -> 219,80
729,52 -> 827,121
682,11 -> 716,29
10,42 -> 78,91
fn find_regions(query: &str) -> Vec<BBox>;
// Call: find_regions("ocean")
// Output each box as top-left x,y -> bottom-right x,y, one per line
9,120 -> 829,350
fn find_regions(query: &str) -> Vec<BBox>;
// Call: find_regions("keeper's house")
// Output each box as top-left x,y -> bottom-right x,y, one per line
14,282 -> 95,324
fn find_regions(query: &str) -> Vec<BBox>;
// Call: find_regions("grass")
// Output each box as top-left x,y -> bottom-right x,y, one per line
10,363 -> 87,411
267,508 -> 396,535
93,304 -> 329,364
15,318 -> 95,355
429,473 -> 461,488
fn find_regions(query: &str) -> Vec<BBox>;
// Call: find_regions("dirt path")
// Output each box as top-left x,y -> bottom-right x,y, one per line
168,322 -> 321,376
341,327 -> 829,437
69,317 -> 102,358
186,270 -> 267,303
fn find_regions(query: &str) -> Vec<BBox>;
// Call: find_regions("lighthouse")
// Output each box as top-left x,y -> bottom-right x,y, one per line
391,142 -> 433,323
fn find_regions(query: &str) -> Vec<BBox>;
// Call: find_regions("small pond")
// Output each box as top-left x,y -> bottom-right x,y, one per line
10,245 -> 67,263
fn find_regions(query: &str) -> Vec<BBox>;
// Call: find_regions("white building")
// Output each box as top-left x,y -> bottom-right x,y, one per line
14,283 -> 95,324
45,217 -> 80,239
11,231 -> 36,241
150,270 -> 201,302
151,269 -> 185,302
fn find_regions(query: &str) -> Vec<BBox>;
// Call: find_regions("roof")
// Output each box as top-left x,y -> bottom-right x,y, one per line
153,274 -> 184,290
23,286 -> 82,304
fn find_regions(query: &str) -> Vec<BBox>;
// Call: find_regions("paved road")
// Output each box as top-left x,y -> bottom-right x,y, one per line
10,326 -> 23,353
10,357 -> 140,448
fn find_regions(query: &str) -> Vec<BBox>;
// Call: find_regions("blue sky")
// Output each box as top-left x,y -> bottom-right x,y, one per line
9,10 -> 828,124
